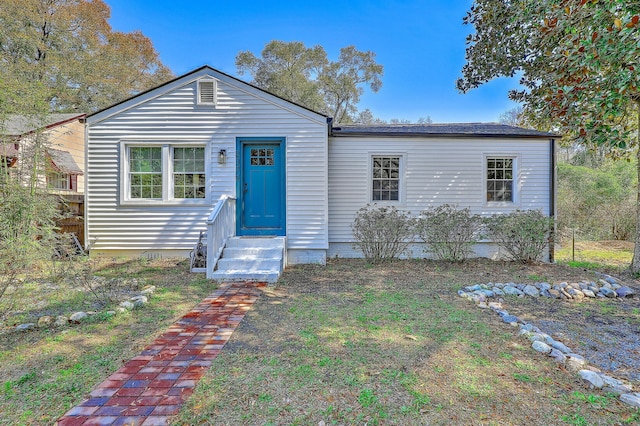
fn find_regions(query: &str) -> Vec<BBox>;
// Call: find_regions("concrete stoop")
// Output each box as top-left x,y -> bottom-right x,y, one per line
209,236 -> 285,283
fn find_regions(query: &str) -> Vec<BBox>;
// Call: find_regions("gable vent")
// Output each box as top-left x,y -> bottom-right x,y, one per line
197,79 -> 217,105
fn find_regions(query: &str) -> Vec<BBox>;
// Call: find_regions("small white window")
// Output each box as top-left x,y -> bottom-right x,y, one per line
371,155 -> 404,202
172,147 -> 205,199
197,79 -> 217,105
486,156 -> 516,203
47,171 -> 70,190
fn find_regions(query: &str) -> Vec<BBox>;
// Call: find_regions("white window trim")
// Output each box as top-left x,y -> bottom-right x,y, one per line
368,152 -> 406,205
484,153 -> 520,207
197,78 -> 217,106
47,171 -> 70,190
120,141 -> 210,206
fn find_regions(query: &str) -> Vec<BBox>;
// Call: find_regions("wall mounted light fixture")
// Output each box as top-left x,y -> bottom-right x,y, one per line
218,149 -> 226,164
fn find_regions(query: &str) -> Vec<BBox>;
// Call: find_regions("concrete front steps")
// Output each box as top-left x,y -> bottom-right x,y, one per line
210,236 -> 285,283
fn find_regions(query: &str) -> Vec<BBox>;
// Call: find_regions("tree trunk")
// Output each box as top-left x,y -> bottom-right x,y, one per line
631,100 -> 640,273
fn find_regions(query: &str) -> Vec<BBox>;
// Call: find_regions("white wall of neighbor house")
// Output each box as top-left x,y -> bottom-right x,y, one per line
327,136 -> 553,260
86,69 -> 328,258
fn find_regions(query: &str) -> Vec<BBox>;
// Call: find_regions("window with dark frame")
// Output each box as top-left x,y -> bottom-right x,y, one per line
372,156 -> 400,201
487,157 -> 514,202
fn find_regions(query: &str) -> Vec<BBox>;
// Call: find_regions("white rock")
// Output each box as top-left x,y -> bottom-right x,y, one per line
70,312 -> 88,322
549,348 -> 567,363
532,341 -> 552,354
528,333 -> 547,343
16,323 -> 35,331
620,393 -> 640,408
119,301 -> 134,311
488,302 -> 503,310
579,370 -> 604,388
503,285 -> 524,296
131,295 -> 148,307
604,383 -> 634,396
566,354 -> 587,371
54,316 -> 68,327
141,285 -> 156,296
550,340 -> 572,354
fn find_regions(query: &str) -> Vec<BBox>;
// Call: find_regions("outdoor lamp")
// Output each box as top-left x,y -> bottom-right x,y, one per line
218,149 -> 226,164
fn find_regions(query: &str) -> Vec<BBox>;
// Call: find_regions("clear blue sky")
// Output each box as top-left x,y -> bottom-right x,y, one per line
104,0 -> 521,123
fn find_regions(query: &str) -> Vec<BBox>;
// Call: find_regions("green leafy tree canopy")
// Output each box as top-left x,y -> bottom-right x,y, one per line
458,0 -> 640,271
0,0 -> 173,113
236,40 -> 383,123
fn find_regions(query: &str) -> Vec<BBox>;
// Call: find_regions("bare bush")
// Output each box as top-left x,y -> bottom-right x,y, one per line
416,204 -> 481,262
484,210 -> 553,263
351,205 -> 415,263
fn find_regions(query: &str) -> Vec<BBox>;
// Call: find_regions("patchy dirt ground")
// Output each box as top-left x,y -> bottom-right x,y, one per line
182,258 -> 640,425
238,258 -> 640,384
506,280 -> 640,382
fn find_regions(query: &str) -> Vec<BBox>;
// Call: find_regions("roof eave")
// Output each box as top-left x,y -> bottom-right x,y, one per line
331,131 -> 560,139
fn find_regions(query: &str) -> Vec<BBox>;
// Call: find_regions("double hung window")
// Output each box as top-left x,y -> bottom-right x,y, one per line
486,157 -> 515,203
125,144 -> 206,202
371,155 -> 401,202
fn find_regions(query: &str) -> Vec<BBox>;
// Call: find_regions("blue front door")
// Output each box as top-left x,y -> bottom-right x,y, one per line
238,139 -> 285,235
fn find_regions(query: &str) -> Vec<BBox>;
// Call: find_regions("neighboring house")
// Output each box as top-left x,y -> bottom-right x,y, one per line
85,66 -> 556,281
1,113 -> 86,193
1,113 -> 86,244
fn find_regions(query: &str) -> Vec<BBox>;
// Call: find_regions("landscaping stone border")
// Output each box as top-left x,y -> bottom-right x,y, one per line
12,284 -> 157,333
457,274 -> 640,409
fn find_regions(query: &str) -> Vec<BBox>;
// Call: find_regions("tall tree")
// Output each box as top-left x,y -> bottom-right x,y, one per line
457,0 -> 640,271
236,40 -> 383,123
0,0 -> 173,112
498,107 -> 525,127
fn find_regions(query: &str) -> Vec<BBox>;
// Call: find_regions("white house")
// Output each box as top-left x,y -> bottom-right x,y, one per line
84,65 -> 556,281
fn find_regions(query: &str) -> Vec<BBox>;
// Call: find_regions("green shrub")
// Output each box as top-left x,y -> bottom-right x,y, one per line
351,205 -> 414,263
415,204 -> 481,262
484,210 -> 552,263
557,160 -> 636,241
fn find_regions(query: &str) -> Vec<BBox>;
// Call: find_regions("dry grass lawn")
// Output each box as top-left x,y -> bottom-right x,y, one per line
0,253 -> 638,425
175,259 -> 640,425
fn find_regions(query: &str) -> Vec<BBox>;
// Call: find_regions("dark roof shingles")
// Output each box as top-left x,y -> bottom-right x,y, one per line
48,148 -> 83,174
331,123 -> 558,138
2,113 -> 84,136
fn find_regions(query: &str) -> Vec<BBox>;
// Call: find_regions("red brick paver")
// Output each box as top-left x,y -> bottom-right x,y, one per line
57,281 -> 266,426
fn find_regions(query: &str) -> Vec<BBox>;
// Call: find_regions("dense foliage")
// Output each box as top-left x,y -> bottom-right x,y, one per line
0,0 -> 173,113
485,210 -> 554,263
458,0 -> 640,270
558,159 -> 637,241
351,205 -> 414,263
415,204 -> 482,262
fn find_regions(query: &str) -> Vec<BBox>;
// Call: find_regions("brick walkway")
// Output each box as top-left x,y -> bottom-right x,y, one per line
56,281 -> 266,426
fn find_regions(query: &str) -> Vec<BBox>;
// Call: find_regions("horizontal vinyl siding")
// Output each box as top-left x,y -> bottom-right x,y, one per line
328,136 -> 551,242
87,71 -> 328,252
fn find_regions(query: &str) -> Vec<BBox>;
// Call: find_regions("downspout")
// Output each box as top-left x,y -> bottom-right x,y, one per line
82,117 -> 88,252
549,138 -> 556,263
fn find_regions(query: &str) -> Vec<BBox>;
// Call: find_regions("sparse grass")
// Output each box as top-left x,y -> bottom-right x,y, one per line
0,257 -> 217,425
174,259 -> 637,425
1,254 -> 638,425
555,240 -> 633,271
